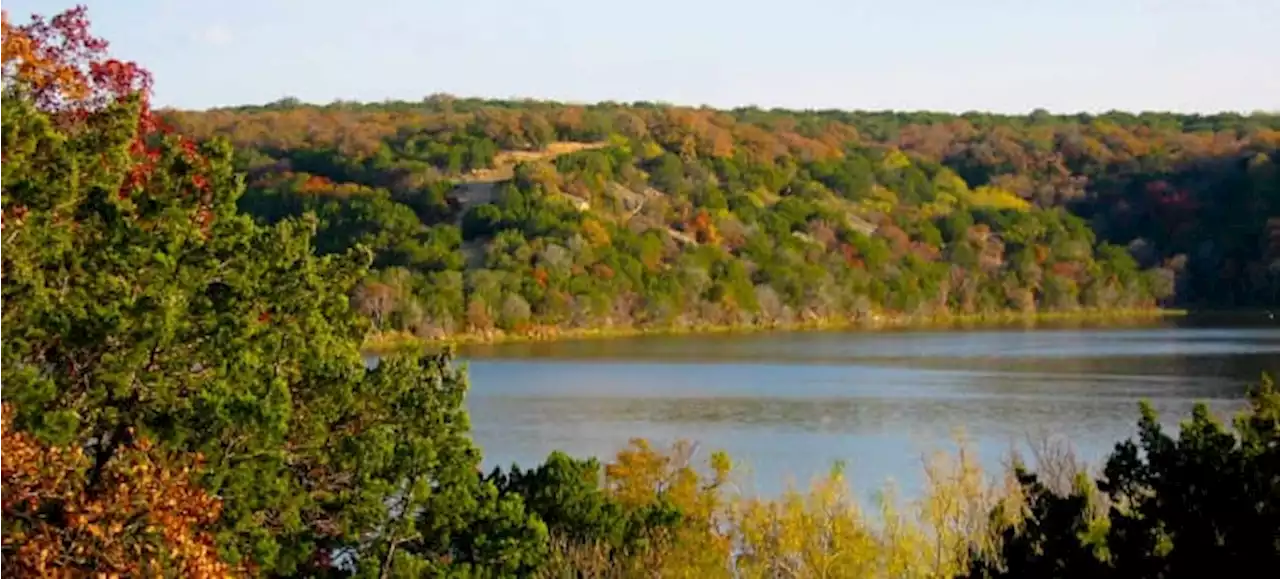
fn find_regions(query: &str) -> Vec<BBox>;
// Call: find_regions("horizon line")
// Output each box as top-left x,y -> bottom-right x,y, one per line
159,93 -> 1280,119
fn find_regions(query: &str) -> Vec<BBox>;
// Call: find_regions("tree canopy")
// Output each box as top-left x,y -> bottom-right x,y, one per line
2,7 -> 545,575
156,84 -> 1279,341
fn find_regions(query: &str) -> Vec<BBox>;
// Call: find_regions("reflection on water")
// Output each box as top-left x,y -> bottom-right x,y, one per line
452,322 -> 1280,500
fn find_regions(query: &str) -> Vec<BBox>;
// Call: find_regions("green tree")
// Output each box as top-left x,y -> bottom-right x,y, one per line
1,9 -> 544,575
963,374 -> 1280,578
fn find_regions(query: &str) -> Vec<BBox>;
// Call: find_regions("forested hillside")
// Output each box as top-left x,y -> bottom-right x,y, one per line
163,99 -> 1280,340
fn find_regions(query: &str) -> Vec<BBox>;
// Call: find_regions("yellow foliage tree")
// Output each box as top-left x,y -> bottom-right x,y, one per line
577,437 -> 1026,579
967,185 -> 1032,211
603,439 -> 734,576
881,149 -> 913,171
582,218 -> 612,248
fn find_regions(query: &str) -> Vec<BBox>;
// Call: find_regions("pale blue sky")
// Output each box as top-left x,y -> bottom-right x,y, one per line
6,0 -> 1278,113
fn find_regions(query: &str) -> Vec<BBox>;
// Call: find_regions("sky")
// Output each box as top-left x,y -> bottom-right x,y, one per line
5,0 -> 1278,113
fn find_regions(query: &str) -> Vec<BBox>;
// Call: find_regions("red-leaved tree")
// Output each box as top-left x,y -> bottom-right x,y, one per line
1,5 -> 209,207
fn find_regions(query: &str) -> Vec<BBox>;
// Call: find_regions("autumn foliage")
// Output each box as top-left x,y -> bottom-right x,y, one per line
688,208 -> 721,245
1,406 -> 240,577
3,4 -> 1278,578
1,5 -> 208,201
518,437 -> 1024,578
1,7 -> 232,574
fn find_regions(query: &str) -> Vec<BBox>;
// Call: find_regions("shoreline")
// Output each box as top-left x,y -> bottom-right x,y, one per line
361,308 -> 1188,354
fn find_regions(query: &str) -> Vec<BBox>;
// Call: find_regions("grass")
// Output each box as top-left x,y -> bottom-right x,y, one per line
361,308 -> 1187,354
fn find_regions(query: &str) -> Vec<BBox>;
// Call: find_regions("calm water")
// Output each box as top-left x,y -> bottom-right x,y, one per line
442,320 -> 1280,501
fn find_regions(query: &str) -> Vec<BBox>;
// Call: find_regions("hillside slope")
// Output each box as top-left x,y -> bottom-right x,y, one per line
163,100 -> 1280,339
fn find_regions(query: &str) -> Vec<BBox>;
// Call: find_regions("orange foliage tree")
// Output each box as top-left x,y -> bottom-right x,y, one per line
1,406 -> 241,577
690,208 -> 721,245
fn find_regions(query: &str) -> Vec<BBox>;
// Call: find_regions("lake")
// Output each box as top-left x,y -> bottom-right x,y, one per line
449,319 -> 1280,502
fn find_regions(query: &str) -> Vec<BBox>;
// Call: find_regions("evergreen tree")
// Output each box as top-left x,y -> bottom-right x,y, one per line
1,8 -> 545,575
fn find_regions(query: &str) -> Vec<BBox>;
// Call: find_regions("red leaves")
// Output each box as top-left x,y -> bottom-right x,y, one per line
2,6 -> 149,117
839,243 -> 864,269
179,139 -> 199,158
3,6 -> 212,207
1142,179 -> 1200,239
1144,179 -> 1197,215
87,58 -> 148,105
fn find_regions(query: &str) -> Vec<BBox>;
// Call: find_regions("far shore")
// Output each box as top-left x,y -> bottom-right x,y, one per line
361,308 -> 1190,354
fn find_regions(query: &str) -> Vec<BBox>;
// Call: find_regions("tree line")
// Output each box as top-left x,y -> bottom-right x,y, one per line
153,82 -> 1280,341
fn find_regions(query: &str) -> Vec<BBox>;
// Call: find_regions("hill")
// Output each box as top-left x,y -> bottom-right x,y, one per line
162,99 -> 1280,341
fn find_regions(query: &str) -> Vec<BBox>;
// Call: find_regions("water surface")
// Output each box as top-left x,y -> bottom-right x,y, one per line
455,320 -> 1280,500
